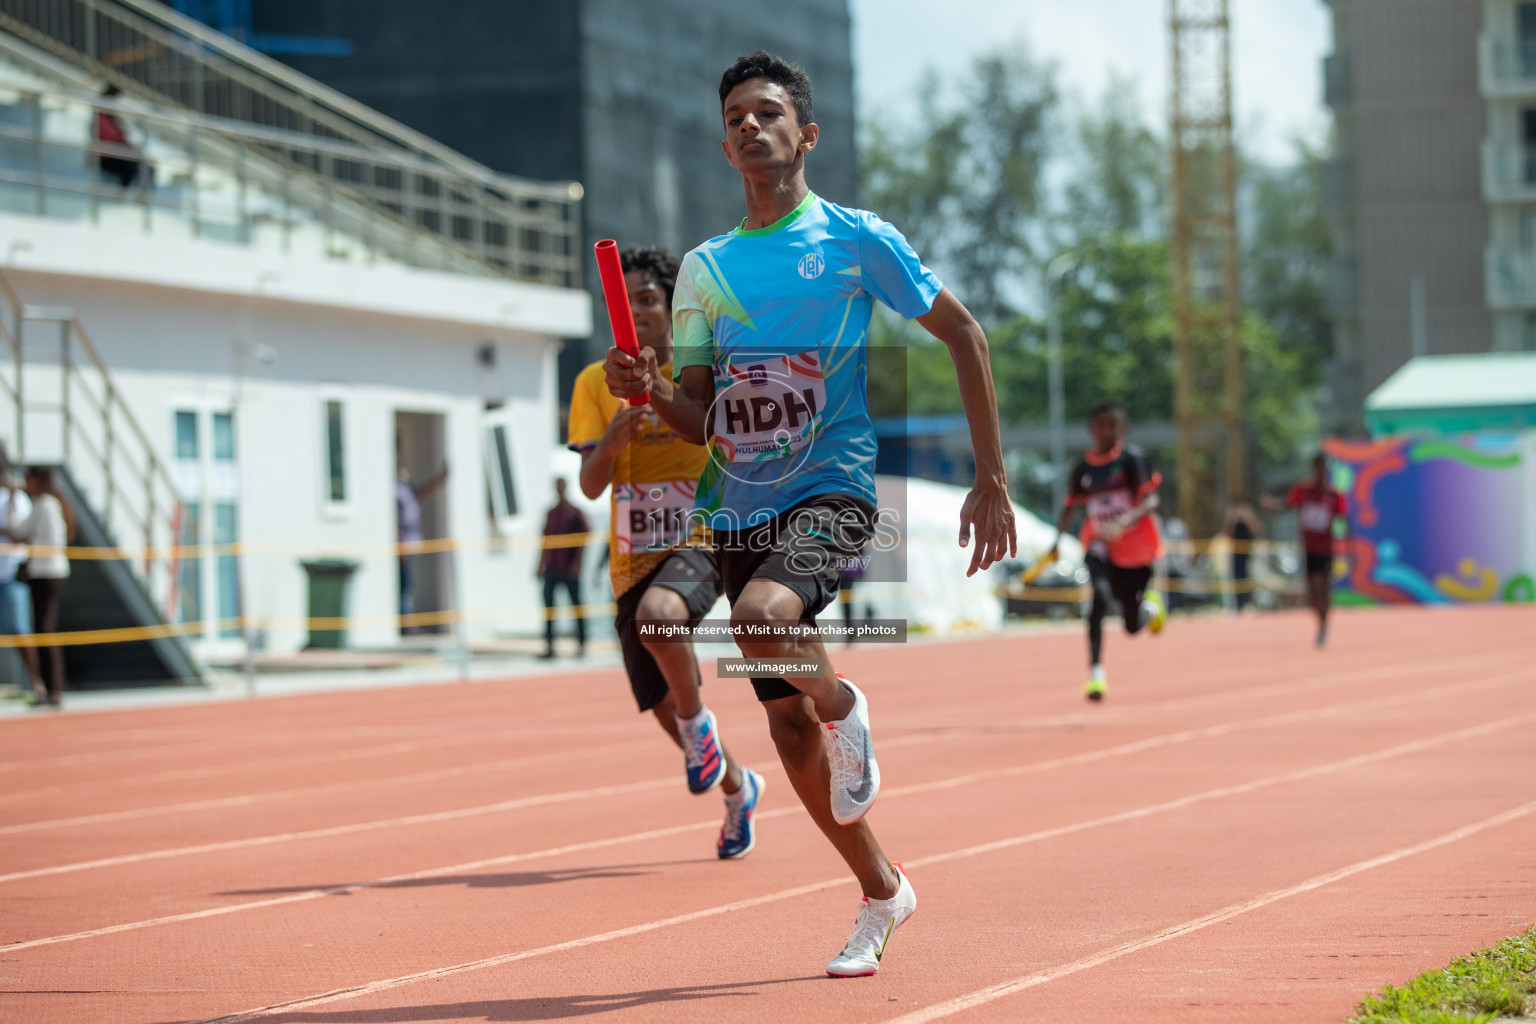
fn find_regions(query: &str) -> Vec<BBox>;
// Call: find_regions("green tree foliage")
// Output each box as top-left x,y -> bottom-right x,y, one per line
863,54 -> 1055,323
1059,74 -> 1166,242
861,52 -> 1332,510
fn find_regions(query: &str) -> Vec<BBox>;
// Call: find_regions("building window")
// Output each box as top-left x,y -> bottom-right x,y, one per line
215,501 -> 240,638
324,397 -> 348,507
1521,3 -> 1536,74
178,502 -> 201,625
212,411 -> 240,638
171,406 -> 240,641
175,410 -> 199,461
173,409 -> 201,626
213,411 -> 235,462
484,421 -> 519,520
1524,109 -> 1536,185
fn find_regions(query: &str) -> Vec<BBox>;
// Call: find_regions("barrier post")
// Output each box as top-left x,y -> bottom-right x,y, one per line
451,539 -> 470,684
240,542 -> 256,698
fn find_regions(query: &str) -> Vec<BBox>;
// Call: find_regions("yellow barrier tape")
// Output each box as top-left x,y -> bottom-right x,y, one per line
996,572 -> 1297,602
0,534 -> 1308,563
0,603 -> 627,648
0,618 -> 233,649
0,531 -> 1315,650
0,531 -> 603,562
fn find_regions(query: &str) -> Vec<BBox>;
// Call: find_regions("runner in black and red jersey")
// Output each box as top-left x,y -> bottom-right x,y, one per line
1053,401 -> 1167,701
1264,452 -> 1350,648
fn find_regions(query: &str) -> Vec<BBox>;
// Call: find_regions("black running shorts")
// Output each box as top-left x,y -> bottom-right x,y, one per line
714,493 -> 876,703
613,547 -> 723,713
1086,555 -> 1153,617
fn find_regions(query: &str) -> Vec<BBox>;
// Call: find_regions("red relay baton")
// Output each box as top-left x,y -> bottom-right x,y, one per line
594,239 -> 648,406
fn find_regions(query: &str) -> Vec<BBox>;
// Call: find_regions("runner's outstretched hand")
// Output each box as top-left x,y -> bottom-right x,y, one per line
959,478 -> 1017,577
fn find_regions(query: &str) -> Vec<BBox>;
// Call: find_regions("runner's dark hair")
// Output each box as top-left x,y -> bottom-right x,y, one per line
719,50 -> 813,128
1088,400 -> 1125,421
619,246 -> 680,306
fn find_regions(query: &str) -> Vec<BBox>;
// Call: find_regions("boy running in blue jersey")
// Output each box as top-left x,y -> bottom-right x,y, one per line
605,51 -> 1016,978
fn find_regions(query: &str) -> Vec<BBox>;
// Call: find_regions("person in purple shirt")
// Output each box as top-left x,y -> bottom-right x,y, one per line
396,464 -> 448,636
538,478 -> 590,658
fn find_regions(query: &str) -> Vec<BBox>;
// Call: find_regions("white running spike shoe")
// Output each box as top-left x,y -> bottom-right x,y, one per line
826,864 -> 917,978
826,675 -> 880,826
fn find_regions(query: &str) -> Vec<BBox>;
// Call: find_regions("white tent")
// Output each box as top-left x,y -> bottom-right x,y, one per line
861,475 -> 1082,634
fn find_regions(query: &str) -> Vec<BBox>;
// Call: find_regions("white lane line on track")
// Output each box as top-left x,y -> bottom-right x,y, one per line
1,643 -> 1505,786
0,738 -> 465,808
0,776 -> 679,885
0,738 -> 656,836
180,715 -> 1536,1024
0,718 -> 661,776
878,652 -> 1529,730
2,667 -> 1523,886
12,681 -> 1530,958
0,725 -> 654,809
886,801 -> 1536,1024
7,648 -> 1521,830
0,725 -> 480,773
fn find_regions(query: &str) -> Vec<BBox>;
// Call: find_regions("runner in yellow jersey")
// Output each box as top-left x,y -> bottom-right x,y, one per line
568,245 -> 764,859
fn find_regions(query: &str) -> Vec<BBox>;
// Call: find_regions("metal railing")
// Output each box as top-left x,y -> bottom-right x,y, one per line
0,268 -> 183,620
0,84 -> 523,275
0,0 -> 582,285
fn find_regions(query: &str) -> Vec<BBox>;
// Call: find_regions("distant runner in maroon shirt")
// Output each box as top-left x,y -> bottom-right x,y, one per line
1264,452 -> 1350,648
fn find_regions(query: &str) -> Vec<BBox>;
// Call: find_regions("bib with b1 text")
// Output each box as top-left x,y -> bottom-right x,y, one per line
614,479 -> 698,554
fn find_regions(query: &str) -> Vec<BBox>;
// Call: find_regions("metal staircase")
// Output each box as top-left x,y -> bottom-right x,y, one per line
0,0 -> 583,285
0,268 -> 198,685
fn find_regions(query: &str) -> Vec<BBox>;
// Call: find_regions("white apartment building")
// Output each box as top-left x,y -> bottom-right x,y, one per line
1481,0 -> 1536,351
0,3 -> 603,682
1322,0 -> 1536,430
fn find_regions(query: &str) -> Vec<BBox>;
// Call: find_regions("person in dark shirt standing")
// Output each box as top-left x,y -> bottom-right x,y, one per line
1264,453 -> 1349,648
1053,401 -> 1167,701
538,478 -> 589,658
1222,501 -> 1263,612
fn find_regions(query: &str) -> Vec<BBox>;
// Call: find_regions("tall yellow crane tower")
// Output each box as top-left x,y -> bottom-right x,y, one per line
1168,0 -> 1245,537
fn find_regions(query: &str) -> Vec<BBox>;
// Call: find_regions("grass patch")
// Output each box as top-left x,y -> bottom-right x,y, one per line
1349,924 -> 1536,1023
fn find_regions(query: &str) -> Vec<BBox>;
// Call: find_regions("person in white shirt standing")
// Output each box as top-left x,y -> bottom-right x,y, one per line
19,468 -> 73,706
0,467 -> 43,703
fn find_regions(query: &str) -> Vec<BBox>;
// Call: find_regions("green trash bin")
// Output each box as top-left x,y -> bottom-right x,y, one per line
300,559 -> 359,649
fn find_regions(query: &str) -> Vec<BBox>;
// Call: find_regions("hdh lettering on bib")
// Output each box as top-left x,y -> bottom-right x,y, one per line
712,352 -> 827,463
614,480 -> 697,553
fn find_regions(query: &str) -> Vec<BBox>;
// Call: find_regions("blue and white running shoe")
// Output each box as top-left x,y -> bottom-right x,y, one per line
717,768 -> 765,860
678,706 -> 726,794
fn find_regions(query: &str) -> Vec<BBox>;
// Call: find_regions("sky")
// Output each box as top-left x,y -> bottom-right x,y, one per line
848,0 -> 1332,165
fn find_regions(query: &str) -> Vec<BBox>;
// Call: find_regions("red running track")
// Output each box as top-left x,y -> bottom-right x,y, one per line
0,605 -> 1533,1023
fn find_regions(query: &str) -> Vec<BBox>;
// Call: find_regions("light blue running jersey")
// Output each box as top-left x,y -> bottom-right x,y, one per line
673,192 -> 942,528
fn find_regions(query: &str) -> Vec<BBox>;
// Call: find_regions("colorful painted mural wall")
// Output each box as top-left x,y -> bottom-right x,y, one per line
1322,433 -> 1536,606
